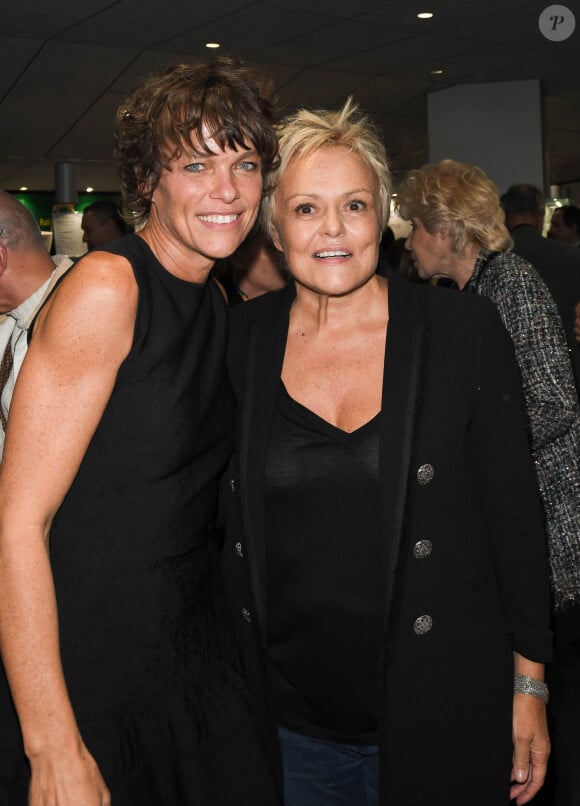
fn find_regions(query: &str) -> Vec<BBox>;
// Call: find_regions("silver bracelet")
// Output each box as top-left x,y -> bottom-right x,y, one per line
514,673 -> 549,704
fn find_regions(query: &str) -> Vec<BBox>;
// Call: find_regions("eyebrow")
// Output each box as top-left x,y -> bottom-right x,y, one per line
184,146 -> 259,160
284,187 -> 374,201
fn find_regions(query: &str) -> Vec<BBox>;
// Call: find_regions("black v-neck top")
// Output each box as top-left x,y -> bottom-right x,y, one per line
265,382 -> 383,743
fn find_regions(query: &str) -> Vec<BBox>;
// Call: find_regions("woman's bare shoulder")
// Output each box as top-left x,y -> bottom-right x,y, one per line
37,251 -> 138,336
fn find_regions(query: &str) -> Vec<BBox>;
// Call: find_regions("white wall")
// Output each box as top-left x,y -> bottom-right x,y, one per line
428,80 -> 545,194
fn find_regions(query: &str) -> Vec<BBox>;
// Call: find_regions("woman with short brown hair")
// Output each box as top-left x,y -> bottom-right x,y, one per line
0,57 -> 280,805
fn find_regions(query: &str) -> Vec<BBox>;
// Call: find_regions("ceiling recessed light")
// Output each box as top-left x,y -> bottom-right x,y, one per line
417,12 -> 434,19
86,186 -> 94,193
431,69 -> 443,75
19,186 -> 28,191
205,42 -> 220,49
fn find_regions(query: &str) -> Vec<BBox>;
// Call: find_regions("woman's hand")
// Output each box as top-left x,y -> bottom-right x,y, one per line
29,745 -> 111,805
510,691 -> 550,805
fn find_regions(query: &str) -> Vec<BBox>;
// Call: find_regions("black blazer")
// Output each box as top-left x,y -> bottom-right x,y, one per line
222,272 -> 552,806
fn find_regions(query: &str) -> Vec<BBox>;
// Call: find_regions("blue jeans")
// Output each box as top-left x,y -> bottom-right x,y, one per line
277,726 -> 379,806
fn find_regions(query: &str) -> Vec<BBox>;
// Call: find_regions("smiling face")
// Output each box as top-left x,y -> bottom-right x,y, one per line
146,131 -> 264,278
271,145 -> 382,297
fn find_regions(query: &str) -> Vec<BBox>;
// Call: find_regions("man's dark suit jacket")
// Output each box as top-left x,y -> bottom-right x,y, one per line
510,224 -> 580,391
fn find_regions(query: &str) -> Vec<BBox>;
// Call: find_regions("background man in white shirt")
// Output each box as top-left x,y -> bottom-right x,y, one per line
0,191 -> 72,457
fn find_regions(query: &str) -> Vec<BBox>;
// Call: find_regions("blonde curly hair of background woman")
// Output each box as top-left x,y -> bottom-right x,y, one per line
396,159 -> 513,255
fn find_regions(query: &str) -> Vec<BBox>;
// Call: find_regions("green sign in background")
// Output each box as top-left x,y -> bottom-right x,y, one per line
10,191 -> 122,231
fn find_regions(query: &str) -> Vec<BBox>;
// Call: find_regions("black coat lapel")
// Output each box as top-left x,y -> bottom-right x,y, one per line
379,273 -> 429,651
239,285 -> 295,640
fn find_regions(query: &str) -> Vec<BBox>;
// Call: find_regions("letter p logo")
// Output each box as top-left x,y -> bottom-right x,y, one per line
539,5 -> 576,41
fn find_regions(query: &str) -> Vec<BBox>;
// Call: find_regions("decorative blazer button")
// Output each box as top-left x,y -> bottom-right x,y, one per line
413,539 -> 432,559
417,464 -> 435,485
235,541 -> 244,558
241,607 -> 252,623
413,615 -> 433,635
229,478 -> 236,493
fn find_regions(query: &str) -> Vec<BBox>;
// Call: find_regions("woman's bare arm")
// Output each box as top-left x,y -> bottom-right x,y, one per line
0,252 -> 137,804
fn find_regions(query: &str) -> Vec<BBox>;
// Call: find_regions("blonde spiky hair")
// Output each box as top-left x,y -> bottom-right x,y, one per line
262,97 -> 391,235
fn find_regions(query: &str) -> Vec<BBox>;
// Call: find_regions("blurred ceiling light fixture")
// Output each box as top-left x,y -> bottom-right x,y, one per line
205,42 -> 220,49
417,12 -> 434,19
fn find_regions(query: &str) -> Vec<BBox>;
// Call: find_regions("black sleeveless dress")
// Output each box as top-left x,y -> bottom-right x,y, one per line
0,235 -> 278,804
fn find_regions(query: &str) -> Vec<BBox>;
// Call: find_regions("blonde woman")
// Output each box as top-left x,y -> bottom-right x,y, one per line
222,105 -> 551,806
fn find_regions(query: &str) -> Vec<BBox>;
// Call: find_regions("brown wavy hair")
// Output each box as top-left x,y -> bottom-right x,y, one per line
396,159 -> 512,254
115,56 -> 279,227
